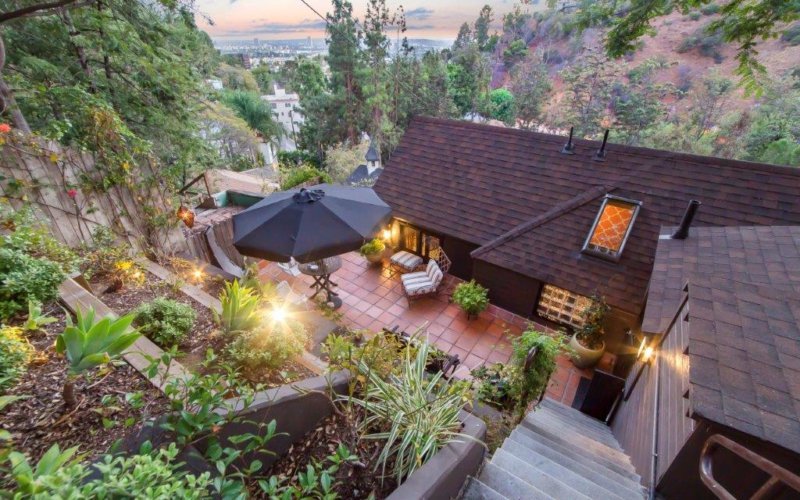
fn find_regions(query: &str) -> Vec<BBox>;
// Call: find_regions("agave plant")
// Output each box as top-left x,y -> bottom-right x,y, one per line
344,341 -> 474,483
23,300 -> 57,332
55,307 -> 140,407
214,280 -> 261,334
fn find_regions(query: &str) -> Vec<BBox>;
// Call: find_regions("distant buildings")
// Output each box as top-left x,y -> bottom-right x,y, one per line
262,84 -> 303,152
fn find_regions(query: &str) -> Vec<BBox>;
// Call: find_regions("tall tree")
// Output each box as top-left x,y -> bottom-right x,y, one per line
554,51 -> 620,137
509,53 -> 552,130
362,0 -> 396,148
474,5 -> 494,51
613,58 -> 675,144
448,43 -> 490,116
220,90 -> 283,145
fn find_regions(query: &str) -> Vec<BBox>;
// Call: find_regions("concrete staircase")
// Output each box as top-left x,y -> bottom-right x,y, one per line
462,398 -> 647,500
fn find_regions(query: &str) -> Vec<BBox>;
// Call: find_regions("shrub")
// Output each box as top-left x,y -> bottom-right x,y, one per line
133,297 -> 196,347
225,319 -> 308,375
688,11 -> 701,20
700,3 -> 720,15
345,341 -> 472,483
7,443 -> 212,498
508,328 -> 567,420
323,329 -> 413,383
0,206 -> 81,272
80,226 -> 131,279
0,327 -> 34,393
280,165 -> 332,190
260,444 -> 359,498
0,248 -> 65,321
359,238 -> 385,256
214,280 -> 261,334
677,25 -> 725,62
781,23 -> 800,46
55,308 -> 140,407
574,295 -> 610,349
452,280 -> 489,318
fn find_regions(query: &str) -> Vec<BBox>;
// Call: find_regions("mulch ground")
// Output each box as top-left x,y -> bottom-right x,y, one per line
0,303 -> 169,464
258,403 -> 397,499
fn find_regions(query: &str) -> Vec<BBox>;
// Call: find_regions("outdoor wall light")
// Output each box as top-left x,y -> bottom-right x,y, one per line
192,268 -> 204,281
176,205 -> 195,228
382,228 -> 391,241
270,305 -> 287,323
637,337 -> 656,364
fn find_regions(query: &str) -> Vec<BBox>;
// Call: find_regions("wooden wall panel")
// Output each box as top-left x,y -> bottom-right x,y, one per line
612,359 -> 657,487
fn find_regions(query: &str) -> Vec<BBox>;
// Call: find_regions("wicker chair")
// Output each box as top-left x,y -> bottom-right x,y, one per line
401,259 -> 444,302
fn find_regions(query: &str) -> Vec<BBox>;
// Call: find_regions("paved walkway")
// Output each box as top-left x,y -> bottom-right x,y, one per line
259,252 -> 592,406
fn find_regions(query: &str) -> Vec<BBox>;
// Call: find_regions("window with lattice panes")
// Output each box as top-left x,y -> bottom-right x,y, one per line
537,284 -> 593,328
583,196 -> 641,260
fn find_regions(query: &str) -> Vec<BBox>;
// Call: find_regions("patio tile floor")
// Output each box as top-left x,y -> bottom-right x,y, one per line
259,252 -> 592,406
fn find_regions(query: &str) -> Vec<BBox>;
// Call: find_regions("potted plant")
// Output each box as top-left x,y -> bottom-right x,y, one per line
359,238 -> 385,264
569,295 -> 610,368
452,280 -> 489,320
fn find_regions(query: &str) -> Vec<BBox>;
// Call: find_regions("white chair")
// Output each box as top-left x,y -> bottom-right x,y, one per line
401,260 -> 444,303
390,250 -> 423,273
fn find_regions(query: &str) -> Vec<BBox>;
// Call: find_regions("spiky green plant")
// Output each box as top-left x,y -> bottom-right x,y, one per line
214,280 -> 261,334
344,341 -> 473,483
55,308 -> 140,407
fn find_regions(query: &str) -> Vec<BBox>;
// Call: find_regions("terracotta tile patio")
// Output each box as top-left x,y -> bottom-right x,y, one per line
259,252 -> 592,406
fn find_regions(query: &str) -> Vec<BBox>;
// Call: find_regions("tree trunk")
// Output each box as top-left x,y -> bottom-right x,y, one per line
0,33 -> 31,132
59,8 -> 97,93
63,378 -> 77,408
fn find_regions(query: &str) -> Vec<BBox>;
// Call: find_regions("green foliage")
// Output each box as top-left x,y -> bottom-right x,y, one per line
486,88 -> 516,125
470,363 -> 513,409
323,329 -> 414,386
0,327 -> 33,394
259,444 -> 359,498
509,54 -> 552,130
452,280 -> 490,317
22,301 -> 57,333
221,90 -> 284,144
80,225 -> 135,279
345,341 -> 473,482
133,297 -> 196,347
278,149 -> 322,169
225,319 -> 308,376
781,23 -> 800,45
676,24 -> 725,63
214,280 -> 261,334
555,51 -> 620,138
474,5 -> 495,52
0,248 -> 65,321
251,65 -> 276,93
359,238 -> 385,256
448,44 -> 491,116
503,39 -> 529,67
700,4 -> 720,15
7,443 -> 212,499
688,11 -> 702,21
574,296 -> 610,349
56,308 -> 140,377
280,165 -> 333,190
0,207 -> 80,272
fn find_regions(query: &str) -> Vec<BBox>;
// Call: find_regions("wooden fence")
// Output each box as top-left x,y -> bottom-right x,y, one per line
0,133 -> 186,255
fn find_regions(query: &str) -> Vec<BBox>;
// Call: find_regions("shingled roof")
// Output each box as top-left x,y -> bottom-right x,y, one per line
374,117 -> 800,315
647,226 -> 800,454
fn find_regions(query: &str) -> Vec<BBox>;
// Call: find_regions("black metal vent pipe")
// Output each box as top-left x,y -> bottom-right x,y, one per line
671,200 -> 701,240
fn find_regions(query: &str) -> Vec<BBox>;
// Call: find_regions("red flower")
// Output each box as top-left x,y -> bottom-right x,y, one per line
67,189 -> 78,199
0,123 -> 10,134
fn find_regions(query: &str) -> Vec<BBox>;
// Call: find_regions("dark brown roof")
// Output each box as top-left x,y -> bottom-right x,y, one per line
375,117 -> 800,314
643,226 -> 800,333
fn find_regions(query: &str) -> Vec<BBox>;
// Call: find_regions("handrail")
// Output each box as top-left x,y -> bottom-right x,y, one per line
700,434 -> 800,500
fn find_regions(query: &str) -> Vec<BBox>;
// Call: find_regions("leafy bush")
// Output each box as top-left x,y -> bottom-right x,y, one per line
781,23 -> 800,46
226,319 -> 308,375
452,280 -> 489,317
574,295 -> 610,349
0,327 -> 34,393
346,342 -> 472,482
133,297 -> 196,347
55,308 -> 140,407
359,238 -> 385,256
80,225 -> 132,279
22,301 -> 57,332
7,443 -> 212,498
0,248 -> 66,321
677,25 -> 725,63
700,3 -> 720,15
280,165 -> 332,190
214,280 -> 261,334
259,444 -> 359,498
471,363 -> 513,409
688,11 -> 701,20
323,329 -> 413,384
277,149 -> 321,169
0,206 -> 81,273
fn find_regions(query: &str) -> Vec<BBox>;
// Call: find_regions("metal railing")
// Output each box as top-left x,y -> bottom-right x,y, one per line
700,434 -> 800,500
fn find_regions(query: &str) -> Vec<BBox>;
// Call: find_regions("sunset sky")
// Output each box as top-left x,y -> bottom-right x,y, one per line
195,0 -> 523,41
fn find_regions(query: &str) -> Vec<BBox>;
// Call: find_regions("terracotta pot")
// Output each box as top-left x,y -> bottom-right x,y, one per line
569,332 -> 605,369
364,252 -> 383,264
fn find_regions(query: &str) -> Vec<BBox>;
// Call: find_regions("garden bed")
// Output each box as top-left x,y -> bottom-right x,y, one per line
0,303 -> 169,463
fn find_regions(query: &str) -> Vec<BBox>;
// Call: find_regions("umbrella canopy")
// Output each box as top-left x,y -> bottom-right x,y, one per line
233,184 -> 392,263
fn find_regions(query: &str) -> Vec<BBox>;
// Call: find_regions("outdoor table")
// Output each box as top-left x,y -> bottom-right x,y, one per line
298,256 -> 343,309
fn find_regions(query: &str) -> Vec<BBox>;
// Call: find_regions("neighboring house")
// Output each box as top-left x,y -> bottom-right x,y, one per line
345,141 -> 383,186
374,117 -> 800,357
614,226 -> 800,495
262,84 -> 303,151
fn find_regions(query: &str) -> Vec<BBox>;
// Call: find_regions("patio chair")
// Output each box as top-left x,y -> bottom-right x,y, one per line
390,250 -> 423,274
401,259 -> 444,302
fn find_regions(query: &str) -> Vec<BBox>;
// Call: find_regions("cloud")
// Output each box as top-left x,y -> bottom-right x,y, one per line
224,18 -> 327,35
404,7 -> 434,20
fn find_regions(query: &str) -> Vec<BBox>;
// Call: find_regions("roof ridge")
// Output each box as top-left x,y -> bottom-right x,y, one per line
471,185 -> 610,258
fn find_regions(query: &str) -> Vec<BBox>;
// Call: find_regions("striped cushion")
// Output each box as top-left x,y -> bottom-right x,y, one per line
404,279 -> 436,295
401,270 -> 428,282
391,251 -> 423,271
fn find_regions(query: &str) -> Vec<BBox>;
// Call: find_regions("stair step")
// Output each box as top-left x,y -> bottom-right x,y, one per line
500,437 -> 631,500
523,412 -> 632,466
479,462 -> 551,500
492,449 -> 590,500
461,477 -> 508,500
542,398 -> 613,432
508,428 -> 644,496
532,407 -> 621,450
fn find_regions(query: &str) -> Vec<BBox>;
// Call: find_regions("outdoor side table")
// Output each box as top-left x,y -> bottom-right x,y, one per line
298,256 -> 343,309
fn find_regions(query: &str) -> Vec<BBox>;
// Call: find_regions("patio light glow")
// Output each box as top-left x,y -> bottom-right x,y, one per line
192,268 -> 204,281
382,228 -> 391,241
269,305 -> 287,323
641,346 -> 655,363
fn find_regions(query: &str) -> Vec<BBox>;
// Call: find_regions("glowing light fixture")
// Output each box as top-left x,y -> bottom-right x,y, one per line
192,268 -> 204,281
270,305 -> 287,323
637,337 -> 656,364
382,228 -> 391,241
176,205 -> 195,228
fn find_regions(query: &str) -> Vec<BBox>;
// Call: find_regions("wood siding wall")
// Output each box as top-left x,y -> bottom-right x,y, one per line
611,297 -> 694,489
472,260 -> 541,318
441,237 -> 478,281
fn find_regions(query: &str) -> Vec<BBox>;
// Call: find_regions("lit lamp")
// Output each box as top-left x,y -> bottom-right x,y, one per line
382,228 -> 391,241
269,305 -> 287,323
637,337 -> 655,364
191,268 -> 204,282
176,205 -> 195,228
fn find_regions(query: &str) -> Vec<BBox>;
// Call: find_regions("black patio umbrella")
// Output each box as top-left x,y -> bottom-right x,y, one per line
232,184 -> 392,263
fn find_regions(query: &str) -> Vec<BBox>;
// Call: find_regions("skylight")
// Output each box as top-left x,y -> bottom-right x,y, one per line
582,195 -> 641,260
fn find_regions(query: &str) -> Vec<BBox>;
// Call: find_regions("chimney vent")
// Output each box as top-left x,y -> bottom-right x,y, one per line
671,200 -> 701,240
594,130 -> 609,162
561,127 -> 576,155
